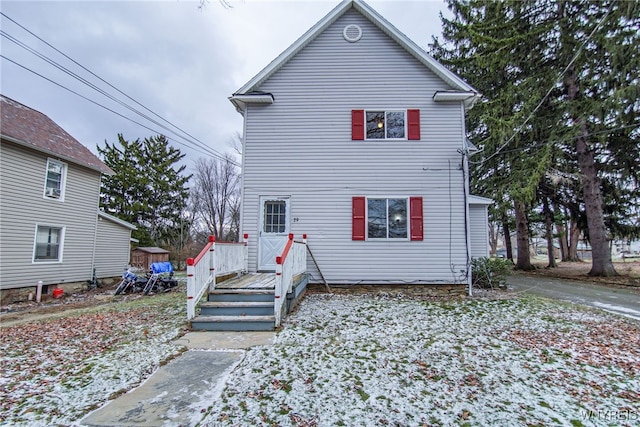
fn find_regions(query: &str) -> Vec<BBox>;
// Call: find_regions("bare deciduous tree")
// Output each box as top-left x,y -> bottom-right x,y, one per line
191,155 -> 240,241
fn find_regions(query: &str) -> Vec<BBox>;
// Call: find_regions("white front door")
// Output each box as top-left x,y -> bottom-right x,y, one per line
258,196 -> 290,271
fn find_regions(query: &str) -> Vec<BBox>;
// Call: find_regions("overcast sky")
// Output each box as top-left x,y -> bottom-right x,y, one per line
1,0 -> 450,167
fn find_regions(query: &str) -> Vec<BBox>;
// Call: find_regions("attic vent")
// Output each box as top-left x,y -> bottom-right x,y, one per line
343,24 -> 362,43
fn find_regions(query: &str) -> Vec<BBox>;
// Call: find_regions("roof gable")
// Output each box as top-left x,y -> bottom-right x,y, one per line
232,0 -> 478,99
0,95 -> 113,175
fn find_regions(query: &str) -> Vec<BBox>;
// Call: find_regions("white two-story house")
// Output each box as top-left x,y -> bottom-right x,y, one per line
229,0 -> 490,290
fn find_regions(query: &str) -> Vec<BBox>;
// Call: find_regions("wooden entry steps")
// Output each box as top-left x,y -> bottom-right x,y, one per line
189,272 -> 308,331
190,288 -> 276,331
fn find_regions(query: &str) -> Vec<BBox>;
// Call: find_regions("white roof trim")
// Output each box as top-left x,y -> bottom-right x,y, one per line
98,210 -> 137,230
468,195 -> 494,205
233,0 -> 479,99
229,93 -> 274,113
434,91 -> 480,110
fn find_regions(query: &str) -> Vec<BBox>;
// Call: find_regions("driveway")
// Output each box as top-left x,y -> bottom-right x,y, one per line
507,274 -> 640,321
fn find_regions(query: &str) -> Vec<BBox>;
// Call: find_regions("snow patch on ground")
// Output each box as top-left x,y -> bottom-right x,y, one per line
202,294 -> 640,426
0,292 -> 187,426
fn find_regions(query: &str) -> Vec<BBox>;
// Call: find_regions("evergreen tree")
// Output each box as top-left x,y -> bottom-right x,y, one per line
98,134 -> 192,247
431,0 -> 639,276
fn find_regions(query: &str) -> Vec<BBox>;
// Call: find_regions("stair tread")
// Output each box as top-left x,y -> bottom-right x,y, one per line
200,301 -> 272,307
192,315 -> 275,322
210,289 -> 274,294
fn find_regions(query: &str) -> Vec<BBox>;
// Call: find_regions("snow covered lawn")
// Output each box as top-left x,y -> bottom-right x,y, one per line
203,294 -> 640,427
0,291 -> 187,426
1,290 -> 639,426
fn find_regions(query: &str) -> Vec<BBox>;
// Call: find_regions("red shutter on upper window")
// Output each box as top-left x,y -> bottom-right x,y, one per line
409,196 -> 423,241
352,110 -> 365,140
407,109 -> 420,140
352,196 -> 366,240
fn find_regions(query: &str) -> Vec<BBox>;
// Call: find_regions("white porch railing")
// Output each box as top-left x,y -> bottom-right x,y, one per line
274,234 -> 307,327
186,234 -> 248,320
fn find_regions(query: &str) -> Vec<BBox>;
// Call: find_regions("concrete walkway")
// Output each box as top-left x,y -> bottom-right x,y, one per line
507,274 -> 640,321
80,331 -> 275,427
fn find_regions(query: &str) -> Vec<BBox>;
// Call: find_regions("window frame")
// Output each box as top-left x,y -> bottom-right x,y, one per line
43,158 -> 67,201
32,224 -> 65,263
366,197 -> 409,240
365,110 -> 407,141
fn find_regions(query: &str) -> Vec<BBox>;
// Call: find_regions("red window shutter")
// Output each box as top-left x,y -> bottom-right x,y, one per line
352,110 -> 365,140
352,196 -> 366,240
410,197 -> 423,241
407,109 -> 420,140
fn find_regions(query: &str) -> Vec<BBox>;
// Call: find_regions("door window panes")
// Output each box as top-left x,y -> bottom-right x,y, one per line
263,201 -> 286,233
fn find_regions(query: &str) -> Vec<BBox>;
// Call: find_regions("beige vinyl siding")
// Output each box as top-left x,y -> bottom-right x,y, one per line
240,10 -> 469,284
0,141 -> 101,289
94,216 -> 132,279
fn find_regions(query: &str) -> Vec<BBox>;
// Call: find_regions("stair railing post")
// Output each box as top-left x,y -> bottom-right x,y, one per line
275,256 -> 283,327
243,233 -> 249,274
186,257 -> 195,320
208,235 -> 216,293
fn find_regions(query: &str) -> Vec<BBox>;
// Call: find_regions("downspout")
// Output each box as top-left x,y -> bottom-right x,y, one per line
462,153 -> 472,296
460,103 -> 473,297
238,107 -> 248,246
91,178 -> 101,280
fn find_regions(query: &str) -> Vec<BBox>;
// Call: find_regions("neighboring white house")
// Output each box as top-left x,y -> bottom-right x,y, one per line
0,95 -> 135,297
229,0 -> 490,287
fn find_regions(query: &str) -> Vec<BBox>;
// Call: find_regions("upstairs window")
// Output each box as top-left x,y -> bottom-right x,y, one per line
44,159 -> 66,200
352,109 -> 420,140
33,225 -> 64,262
366,111 -> 405,139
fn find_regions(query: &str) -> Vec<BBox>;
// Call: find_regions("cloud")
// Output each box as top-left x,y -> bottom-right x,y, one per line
1,0 -> 448,165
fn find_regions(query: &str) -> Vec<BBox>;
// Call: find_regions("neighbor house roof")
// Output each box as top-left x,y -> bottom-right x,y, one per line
98,211 -> 137,230
133,247 -> 169,254
230,0 -> 480,111
0,95 -> 113,175
468,195 -> 494,205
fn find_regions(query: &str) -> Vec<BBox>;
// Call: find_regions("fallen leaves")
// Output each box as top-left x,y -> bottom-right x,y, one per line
0,291 -> 186,425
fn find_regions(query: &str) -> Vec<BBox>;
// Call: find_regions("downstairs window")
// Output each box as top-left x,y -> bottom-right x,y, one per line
352,196 -> 423,241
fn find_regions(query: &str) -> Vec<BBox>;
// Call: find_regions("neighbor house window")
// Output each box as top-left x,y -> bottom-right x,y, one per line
352,197 -> 423,241
352,109 -> 420,140
33,225 -> 64,262
44,159 -> 66,200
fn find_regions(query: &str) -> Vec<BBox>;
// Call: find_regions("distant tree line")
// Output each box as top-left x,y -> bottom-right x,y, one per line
431,0 -> 639,276
98,134 -> 240,267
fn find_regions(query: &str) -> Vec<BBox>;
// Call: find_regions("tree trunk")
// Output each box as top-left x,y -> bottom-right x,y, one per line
544,197 -> 557,268
502,213 -> 514,261
569,220 -> 581,261
489,222 -> 499,255
573,127 -> 617,275
563,51 -> 617,276
555,203 -> 569,262
514,200 -> 534,270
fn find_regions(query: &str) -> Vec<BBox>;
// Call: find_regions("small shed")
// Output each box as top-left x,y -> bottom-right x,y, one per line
131,247 -> 170,270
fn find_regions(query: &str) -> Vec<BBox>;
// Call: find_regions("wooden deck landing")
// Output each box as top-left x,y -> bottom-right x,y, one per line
215,273 -> 275,289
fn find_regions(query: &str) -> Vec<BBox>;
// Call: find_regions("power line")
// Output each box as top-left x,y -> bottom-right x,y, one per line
0,12 -> 217,156
471,4 -> 615,166
469,123 -> 639,162
1,54 -> 234,162
0,12 -> 239,166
